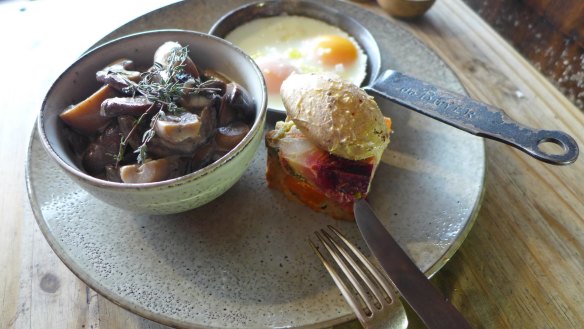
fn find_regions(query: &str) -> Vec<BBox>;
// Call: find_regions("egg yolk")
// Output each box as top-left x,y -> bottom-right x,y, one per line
315,35 -> 358,67
256,57 -> 297,94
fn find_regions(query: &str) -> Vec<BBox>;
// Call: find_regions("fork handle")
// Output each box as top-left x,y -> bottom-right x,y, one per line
354,200 -> 473,329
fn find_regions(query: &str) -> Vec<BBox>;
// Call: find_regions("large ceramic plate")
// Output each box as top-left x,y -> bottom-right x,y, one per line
26,0 -> 485,328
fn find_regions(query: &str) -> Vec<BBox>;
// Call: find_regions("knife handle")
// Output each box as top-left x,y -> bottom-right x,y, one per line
364,70 -> 578,165
354,200 -> 473,329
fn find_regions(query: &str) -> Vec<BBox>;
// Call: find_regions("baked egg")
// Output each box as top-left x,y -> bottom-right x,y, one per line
225,15 -> 367,111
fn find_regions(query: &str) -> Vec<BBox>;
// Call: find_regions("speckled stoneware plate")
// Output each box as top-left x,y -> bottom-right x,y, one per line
26,0 -> 485,328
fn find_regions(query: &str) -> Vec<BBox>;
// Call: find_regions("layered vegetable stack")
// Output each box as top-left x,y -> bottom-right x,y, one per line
266,73 -> 391,220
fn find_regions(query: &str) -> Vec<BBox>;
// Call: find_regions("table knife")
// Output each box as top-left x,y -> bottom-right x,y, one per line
354,199 -> 473,329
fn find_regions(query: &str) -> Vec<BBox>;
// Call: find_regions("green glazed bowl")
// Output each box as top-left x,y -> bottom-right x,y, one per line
38,29 -> 268,214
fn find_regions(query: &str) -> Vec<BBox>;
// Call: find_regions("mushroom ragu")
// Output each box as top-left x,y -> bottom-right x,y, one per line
59,41 -> 255,183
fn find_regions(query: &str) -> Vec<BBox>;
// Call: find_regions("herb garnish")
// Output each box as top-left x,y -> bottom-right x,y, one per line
112,46 -> 217,167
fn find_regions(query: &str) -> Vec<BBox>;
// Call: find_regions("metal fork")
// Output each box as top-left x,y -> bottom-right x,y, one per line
309,226 -> 408,329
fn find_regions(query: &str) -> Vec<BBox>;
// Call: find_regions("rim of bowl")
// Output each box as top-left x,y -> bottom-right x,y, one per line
208,0 -> 382,88
38,29 -> 267,191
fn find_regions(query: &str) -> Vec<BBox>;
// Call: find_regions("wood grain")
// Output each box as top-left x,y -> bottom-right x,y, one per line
366,1 -> 584,327
1,0 -> 583,328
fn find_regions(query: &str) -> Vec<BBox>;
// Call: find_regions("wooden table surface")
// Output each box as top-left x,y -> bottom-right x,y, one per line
462,0 -> 584,111
1,0 -> 583,328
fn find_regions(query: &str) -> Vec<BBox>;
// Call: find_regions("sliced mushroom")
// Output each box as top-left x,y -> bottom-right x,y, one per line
218,82 -> 254,127
97,58 -> 136,74
146,137 -> 192,158
153,41 -> 199,78
82,122 -> 122,175
119,156 -> 186,183
202,79 -> 227,96
179,76 -> 225,112
96,58 -> 141,92
198,106 -> 217,139
191,141 -> 216,171
120,158 -> 171,183
100,96 -> 162,118
154,112 -> 203,144
215,121 -> 250,153
148,107 -> 216,157
202,69 -> 230,84
179,92 -> 219,112
60,85 -> 118,135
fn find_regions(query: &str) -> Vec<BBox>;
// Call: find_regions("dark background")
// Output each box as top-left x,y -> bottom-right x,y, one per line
462,0 -> 584,110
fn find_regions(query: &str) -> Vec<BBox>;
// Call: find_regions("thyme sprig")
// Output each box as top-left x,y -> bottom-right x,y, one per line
125,46 -> 190,115
135,109 -> 164,164
112,46 -> 190,167
112,45 -> 227,167
113,102 -> 159,165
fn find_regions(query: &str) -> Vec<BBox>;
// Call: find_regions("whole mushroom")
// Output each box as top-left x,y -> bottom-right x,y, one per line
153,41 -> 200,78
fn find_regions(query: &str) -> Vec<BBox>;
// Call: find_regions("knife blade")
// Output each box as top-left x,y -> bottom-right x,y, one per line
354,199 -> 472,329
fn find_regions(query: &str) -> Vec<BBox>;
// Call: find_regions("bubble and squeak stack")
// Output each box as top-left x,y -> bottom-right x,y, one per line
265,73 -> 391,220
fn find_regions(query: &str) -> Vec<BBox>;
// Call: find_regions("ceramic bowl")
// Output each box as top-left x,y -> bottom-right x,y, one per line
209,0 -> 381,108
37,29 -> 267,215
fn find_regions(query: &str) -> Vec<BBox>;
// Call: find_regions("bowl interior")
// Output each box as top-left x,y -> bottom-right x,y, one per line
209,0 -> 381,87
39,29 -> 267,183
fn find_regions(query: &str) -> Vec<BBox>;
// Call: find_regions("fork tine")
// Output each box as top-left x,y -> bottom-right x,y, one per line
315,231 -> 378,313
308,238 -> 369,324
327,225 -> 400,304
311,227 -> 408,329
